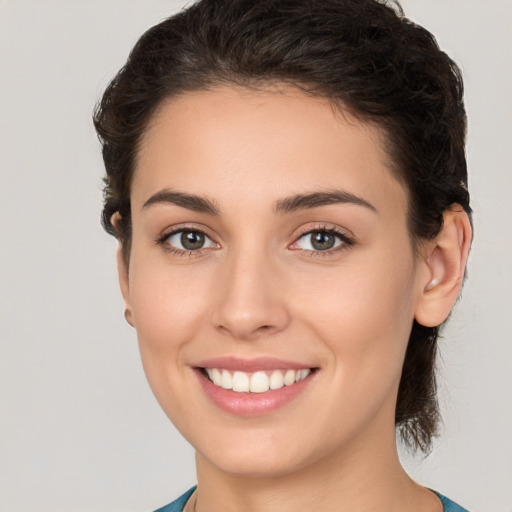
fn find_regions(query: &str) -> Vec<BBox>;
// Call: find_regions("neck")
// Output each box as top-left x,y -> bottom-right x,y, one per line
193,423 -> 441,512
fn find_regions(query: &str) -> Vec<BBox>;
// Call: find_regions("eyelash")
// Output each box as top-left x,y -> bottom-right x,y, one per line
291,225 -> 355,257
155,227 -> 217,258
156,224 -> 355,258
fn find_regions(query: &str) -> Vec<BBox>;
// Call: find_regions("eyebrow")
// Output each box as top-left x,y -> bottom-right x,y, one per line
142,188 -> 377,216
142,189 -> 220,215
274,190 -> 377,215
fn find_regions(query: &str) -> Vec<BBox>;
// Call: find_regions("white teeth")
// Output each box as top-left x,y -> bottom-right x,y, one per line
300,369 -> 311,380
232,371 -> 250,392
220,369 -> 233,390
205,367 -> 312,393
250,371 -> 269,393
284,369 -> 296,386
269,370 -> 284,390
211,368 -> 222,386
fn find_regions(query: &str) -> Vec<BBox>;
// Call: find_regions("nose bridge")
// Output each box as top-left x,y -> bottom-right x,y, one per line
212,241 -> 289,340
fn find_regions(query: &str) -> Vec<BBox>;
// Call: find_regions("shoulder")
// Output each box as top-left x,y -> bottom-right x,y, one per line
153,486 -> 197,512
434,491 -> 471,512
151,487 -> 470,512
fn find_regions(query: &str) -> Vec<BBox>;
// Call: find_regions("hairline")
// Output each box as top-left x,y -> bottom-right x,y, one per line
118,80 -> 422,266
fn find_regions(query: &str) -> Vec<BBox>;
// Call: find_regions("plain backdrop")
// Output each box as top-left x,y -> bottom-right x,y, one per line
0,1 -> 511,511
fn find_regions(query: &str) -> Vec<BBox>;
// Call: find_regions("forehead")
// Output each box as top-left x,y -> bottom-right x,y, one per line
132,86 -> 408,217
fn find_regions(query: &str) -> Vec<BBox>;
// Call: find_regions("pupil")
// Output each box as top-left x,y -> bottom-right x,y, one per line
311,231 -> 335,250
181,231 -> 205,250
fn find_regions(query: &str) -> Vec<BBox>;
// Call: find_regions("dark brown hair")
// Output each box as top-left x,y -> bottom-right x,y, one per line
94,0 -> 471,452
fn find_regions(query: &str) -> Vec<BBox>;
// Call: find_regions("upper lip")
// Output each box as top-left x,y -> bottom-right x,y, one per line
194,356 -> 316,372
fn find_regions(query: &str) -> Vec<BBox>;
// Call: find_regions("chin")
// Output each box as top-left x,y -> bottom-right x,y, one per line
203,451 -> 310,479
195,432 -> 331,480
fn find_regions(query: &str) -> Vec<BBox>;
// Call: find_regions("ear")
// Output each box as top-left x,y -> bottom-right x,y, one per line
112,212 -> 134,327
414,205 -> 472,327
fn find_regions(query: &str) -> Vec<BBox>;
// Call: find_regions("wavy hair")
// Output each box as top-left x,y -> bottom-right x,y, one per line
94,0 -> 471,452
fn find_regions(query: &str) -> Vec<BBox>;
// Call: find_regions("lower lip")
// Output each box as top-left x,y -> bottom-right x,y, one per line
195,370 -> 315,416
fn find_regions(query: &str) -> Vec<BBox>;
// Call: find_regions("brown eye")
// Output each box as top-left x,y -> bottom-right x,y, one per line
181,231 -> 205,250
166,229 -> 217,251
310,231 -> 336,250
294,230 -> 345,252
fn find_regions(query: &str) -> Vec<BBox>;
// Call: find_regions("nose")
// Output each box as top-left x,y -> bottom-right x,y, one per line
211,251 -> 291,341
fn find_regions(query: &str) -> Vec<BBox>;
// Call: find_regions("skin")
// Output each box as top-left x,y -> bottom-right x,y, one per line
116,86 -> 471,512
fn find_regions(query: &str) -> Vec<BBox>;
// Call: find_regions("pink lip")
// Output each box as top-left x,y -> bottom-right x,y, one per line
193,357 -> 317,416
195,356 -> 312,372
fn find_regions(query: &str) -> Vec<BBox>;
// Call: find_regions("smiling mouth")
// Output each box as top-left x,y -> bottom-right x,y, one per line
201,368 -> 314,393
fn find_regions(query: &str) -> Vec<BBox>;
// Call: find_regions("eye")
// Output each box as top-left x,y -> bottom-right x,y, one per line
291,228 -> 352,253
164,229 -> 218,252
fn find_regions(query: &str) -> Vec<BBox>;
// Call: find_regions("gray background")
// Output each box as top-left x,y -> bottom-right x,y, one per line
0,1 -> 511,511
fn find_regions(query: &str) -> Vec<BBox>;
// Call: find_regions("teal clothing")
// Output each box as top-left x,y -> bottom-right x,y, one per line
153,487 -> 196,512
153,486 -> 470,511
434,491 -> 470,512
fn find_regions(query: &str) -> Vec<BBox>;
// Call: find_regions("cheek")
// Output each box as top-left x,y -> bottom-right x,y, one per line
131,282 -> 203,348
127,252 -> 213,376
283,252 -> 418,442
127,261 -> 213,423
294,248 -> 417,382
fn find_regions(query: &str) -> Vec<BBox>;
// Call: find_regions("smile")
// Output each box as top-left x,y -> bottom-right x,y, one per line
204,368 -> 312,393
195,357 -> 318,415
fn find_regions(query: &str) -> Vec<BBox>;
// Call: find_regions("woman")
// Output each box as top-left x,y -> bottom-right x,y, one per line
94,0 -> 472,510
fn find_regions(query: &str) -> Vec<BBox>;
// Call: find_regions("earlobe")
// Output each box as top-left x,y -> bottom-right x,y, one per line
116,243 -> 134,327
414,205 -> 472,328
112,212 -> 134,328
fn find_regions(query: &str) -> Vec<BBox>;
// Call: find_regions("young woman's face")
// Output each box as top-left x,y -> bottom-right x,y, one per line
122,86 -> 429,477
